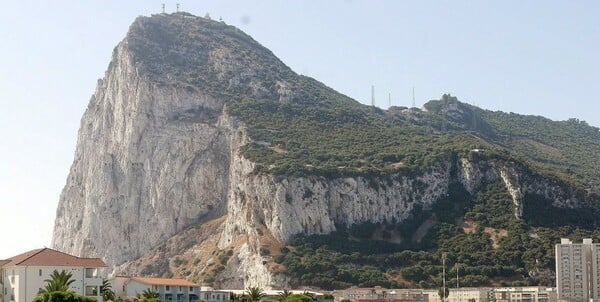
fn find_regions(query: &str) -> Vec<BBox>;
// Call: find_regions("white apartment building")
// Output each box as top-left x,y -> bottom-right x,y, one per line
555,238 -> 600,301
492,287 -> 557,302
112,276 -> 203,302
0,248 -> 106,302
447,287 -> 492,302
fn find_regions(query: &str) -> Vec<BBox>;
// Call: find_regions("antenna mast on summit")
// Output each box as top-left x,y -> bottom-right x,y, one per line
388,93 -> 391,108
176,3 -> 180,12
412,86 -> 416,108
371,85 -> 375,106
161,3 -> 165,13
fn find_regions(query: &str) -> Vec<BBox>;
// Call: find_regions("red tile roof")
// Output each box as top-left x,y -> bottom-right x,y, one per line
0,248 -> 106,267
131,277 -> 198,287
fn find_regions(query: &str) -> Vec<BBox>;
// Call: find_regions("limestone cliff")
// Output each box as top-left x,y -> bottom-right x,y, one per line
53,12 -> 600,289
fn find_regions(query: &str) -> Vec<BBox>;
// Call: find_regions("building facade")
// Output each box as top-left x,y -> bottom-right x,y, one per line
555,238 -> 600,301
113,276 -> 204,302
447,287 -> 491,302
0,248 -> 106,302
492,287 -> 556,302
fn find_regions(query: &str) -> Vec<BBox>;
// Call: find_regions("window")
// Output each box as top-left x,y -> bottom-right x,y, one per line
189,287 -> 194,292
166,285 -> 171,291
85,286 -> 98,296
180,286 -> 183,291
85,268 -> 97,278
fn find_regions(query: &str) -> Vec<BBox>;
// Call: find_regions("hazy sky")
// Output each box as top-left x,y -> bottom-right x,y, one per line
1,1 -> 599,259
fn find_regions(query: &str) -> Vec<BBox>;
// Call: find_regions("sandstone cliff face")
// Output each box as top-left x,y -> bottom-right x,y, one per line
53,13 -> 597,289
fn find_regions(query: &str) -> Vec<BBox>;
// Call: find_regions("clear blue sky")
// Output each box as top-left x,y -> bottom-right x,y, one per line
1,1 -> 599,259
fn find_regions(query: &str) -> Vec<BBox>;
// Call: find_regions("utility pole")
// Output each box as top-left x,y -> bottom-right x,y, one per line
442,253 -> 447,302
456,263 -> 459,288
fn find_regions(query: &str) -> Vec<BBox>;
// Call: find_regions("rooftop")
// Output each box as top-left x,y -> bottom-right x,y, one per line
130,277 -> 199,287
0,248 -> 106,267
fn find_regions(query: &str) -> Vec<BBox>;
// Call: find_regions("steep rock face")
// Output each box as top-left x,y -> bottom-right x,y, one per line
53,34 -> 232,266
53,13 -> 599,288
219,162 -> 452,247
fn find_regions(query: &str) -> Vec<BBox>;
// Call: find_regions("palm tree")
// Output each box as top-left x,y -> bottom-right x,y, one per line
139,288 -> 160,300
277,290 -> 292,302
245,287 -> 266,302
302,292 -> 315,302
230,292 -> 243,302
101,279 -> 116,301
39,270 -> 75,293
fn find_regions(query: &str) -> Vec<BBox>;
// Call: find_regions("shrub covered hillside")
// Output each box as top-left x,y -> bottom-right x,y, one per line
273,182 -> 600,290
216,33 -> 600,287
229,93 -> 600,289
124,14 -> 600,289
230,93 -> 600,189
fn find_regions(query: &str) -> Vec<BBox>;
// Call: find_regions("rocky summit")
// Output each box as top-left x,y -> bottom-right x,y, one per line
53,12 -> 600,289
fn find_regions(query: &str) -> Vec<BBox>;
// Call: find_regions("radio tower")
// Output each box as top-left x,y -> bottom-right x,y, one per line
388,93 -> 391,108
176,3 -> 180,12
161,3 -> 165,13
412,86 -> 416,108
371,85 -> 375,106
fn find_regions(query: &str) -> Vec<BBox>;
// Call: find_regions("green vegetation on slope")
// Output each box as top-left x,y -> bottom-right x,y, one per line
274,182 -> 600,290
129,14 -> 600,289
129,14 -> 600,192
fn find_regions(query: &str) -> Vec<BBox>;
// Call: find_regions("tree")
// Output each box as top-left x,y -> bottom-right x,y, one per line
39,270 -> 76,293
137,288 -> 160,302
35,271 -> 94,302
245,287 -> 266,302
230,292 -> 244,302
277,290 -> 293,302
282,294 -> 314,302
101,279 -> 116,302
438,287 -> 449,302
33,291 -> 97,302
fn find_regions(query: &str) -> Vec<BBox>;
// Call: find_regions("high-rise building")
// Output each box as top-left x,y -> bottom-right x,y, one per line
555,238 -> 600,301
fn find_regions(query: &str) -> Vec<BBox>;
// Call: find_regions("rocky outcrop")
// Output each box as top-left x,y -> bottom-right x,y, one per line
52,12 -> 598,289
52,29 -> 232,267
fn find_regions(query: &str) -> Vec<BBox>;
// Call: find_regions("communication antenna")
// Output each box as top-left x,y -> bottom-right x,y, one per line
388,93 -> 391,108
161,3 -> 165,13
176,3 -> 180,12
371,85 -> 375,106
412,86 -> 416,108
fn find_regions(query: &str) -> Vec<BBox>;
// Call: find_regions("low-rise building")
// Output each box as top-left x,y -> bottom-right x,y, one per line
0,248 -> 106,302
395,289 -> 439,302
492,287 -> 556,302
224,289 -> 322,302
113,276 -> 203,302
334,286 -> 397,301
447,287 -> 492,302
